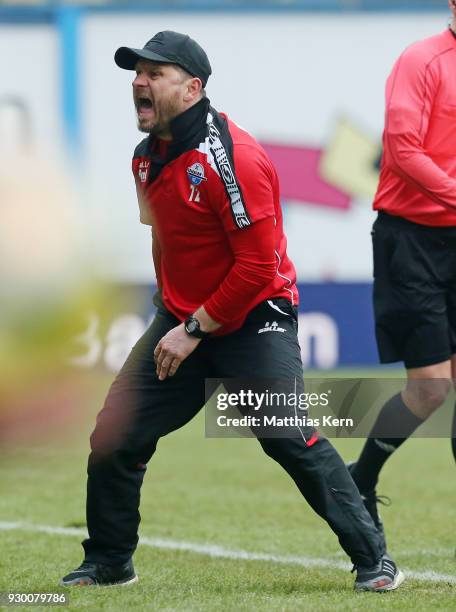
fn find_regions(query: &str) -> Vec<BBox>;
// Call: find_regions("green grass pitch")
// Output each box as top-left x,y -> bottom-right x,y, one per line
0,371 -> 454,611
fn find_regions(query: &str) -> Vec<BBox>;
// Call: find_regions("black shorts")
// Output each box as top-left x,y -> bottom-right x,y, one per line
372,211 -> 456,369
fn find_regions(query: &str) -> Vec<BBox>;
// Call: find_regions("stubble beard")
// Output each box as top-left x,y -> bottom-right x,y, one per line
136,92 -> 182,137
137,118 -> 158,135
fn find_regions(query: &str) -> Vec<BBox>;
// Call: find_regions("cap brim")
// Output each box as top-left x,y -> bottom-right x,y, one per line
114,46 -> 176,70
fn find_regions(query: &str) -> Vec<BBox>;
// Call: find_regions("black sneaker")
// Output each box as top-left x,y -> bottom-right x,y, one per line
347,461 -> 390,552
60,559 -> 138,587
354,554 -> 404,592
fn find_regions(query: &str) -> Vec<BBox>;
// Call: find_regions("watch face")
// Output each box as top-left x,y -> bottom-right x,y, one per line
186,319 -> 198,333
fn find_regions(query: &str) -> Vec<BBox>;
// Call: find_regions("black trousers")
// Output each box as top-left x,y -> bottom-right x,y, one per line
82,298 -> 384,568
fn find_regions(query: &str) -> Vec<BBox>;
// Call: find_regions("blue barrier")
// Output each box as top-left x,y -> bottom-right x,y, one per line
69,283 -> 381,372
298,282 -> 379,367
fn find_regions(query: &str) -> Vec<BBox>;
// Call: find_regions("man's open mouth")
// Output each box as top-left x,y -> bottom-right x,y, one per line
137,97 -> 153,113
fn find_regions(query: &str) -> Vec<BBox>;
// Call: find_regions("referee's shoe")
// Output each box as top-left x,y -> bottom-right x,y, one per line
60,559 -> 138,586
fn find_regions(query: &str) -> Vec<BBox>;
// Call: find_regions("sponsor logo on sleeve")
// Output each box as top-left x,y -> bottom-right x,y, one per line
208,121 -> 251,229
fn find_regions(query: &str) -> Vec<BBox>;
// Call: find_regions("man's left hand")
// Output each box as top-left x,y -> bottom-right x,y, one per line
154,323 -> 201,381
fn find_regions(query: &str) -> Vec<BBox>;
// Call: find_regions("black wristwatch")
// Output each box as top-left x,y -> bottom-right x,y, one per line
184,316 -> 210,339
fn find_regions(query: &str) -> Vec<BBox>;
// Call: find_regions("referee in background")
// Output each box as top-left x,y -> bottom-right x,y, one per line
60,30 -> 403,592
350,1 -> 456,548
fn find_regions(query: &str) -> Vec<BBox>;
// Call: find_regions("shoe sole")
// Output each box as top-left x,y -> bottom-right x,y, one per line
60,574 -> 139,587
379,570 -> 405,592
116,575 -> 139,587
355,570 -> 405,593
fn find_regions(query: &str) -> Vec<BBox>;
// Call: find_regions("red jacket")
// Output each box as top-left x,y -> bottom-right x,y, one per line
132,98 -> 298,334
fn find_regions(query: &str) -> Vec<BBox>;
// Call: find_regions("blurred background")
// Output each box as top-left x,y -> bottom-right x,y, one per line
1,6 -> 455,606
0,0 -> 451,381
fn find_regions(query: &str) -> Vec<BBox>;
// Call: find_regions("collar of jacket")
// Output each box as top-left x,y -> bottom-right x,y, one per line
145,97 -> 211,184
169,96 -> 210,147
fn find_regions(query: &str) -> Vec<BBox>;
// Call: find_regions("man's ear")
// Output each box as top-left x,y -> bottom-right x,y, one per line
183,77 -> 203,102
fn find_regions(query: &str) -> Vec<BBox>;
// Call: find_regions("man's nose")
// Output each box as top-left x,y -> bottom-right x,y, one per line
132,73 -> 147,88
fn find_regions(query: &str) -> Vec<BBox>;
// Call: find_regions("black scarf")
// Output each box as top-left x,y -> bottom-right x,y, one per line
146,97 -> 211,184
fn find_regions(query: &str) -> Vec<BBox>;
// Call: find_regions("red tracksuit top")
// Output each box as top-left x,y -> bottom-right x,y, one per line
374,28 -> 456,226
132,98 -> 298,335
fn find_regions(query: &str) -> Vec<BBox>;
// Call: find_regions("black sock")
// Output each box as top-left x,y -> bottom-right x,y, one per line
452,401 -> 456,464
351,393 -> 424,493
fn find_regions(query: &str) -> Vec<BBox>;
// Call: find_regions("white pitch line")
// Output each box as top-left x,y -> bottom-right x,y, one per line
333,548 -> 455,559
0,521 -> 455,585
